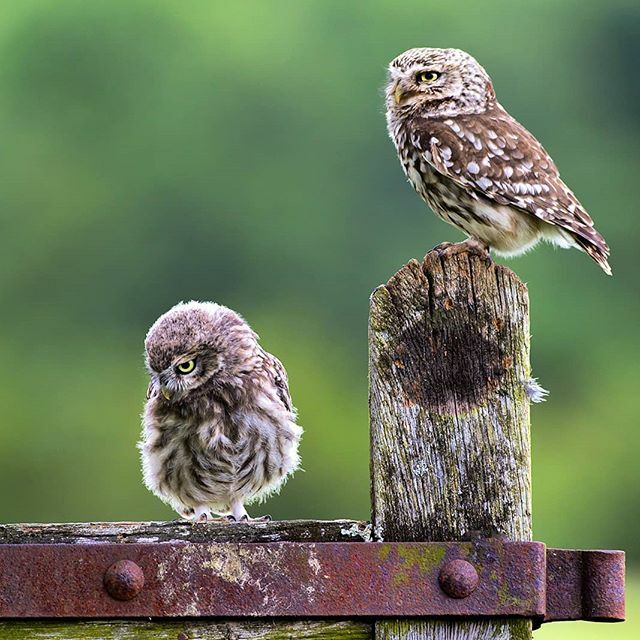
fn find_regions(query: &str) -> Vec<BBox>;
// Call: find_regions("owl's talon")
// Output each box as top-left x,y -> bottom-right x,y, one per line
433,239 -> 490,259
462,238 -> 490,255
433,241 -> 454,251
225,515 -> 237,522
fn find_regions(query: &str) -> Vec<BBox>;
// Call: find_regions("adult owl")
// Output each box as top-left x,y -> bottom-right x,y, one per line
139,301 -> 302,522
385,47 -> 611,275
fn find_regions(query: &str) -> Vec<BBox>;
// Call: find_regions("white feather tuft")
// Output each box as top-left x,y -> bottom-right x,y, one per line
524,377 -> 549,403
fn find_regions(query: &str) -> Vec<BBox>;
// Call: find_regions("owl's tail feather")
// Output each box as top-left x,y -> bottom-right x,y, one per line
572,232 -> 612,276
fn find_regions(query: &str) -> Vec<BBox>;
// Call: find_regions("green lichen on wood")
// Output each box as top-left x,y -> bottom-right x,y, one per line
0,621 -> 373,640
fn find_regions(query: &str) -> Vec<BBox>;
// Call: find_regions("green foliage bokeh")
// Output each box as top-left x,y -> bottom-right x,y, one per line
0,2 -> 637,637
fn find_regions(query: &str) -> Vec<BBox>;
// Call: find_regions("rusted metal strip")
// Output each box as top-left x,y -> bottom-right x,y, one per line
0,540 -> 544,618
0,540 -> 624,623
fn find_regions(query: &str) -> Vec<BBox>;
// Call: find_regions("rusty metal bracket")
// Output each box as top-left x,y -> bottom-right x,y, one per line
0,540 -> 624,624
545,549 -> 625,623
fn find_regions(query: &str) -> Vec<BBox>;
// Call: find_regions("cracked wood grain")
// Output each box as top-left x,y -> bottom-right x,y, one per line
369,246 -> 533,640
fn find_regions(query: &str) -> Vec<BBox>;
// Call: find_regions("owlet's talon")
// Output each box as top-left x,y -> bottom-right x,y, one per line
191,505 -> 213,523
237,514 -> 270,523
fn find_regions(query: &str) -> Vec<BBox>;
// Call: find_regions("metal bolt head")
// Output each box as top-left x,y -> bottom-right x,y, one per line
438,559 -> 479,598
104,560 -> 144,601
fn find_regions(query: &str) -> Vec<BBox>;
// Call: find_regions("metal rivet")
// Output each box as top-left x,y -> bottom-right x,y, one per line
103,560 -> 144,601
438,559 -> 479,599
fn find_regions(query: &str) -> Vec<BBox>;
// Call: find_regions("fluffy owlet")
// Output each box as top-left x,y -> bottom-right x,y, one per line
139,301 -> 302,522
385,47 -> 611,275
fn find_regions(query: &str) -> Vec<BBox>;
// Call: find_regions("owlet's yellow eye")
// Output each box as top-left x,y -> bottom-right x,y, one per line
176,359 -> 196,374
417,70 -> 440,83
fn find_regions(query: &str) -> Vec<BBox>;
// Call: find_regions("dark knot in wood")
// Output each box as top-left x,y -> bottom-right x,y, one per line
394,317 -> 509,411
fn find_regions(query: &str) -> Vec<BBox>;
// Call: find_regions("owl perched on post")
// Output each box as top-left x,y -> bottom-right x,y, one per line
385,47 -> 611,275
139,301 -> 302,522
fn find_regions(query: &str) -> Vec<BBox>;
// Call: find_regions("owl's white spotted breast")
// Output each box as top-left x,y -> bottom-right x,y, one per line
392,120 -> 544,254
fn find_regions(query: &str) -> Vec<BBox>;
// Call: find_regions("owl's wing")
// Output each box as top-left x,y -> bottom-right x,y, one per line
411,108 -> 610,272
261,350 -> 294,413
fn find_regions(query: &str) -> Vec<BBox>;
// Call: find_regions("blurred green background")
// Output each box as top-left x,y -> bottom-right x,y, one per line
0,0 -> 637,636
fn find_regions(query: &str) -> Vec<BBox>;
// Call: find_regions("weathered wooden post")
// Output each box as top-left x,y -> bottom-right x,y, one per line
370,246 -> 533,640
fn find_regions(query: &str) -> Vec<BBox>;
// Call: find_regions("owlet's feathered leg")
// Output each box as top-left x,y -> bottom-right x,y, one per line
193,505 -> 212,522
229,499 -> 271,522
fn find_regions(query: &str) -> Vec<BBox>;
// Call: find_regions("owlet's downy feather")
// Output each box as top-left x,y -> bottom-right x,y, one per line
385,47 -> 611,275
139,301 -> 302,522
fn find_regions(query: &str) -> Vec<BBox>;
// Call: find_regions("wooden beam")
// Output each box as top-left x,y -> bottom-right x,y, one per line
369,246 -> 533,640
0,519 -> 370,544
0,620 -> 372,639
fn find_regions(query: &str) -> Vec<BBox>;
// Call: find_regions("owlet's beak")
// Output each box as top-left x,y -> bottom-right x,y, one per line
147,376 -> 173,401
394,83 -> 404,105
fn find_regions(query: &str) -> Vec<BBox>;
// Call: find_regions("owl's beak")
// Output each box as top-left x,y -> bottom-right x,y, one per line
160,386 -> 172,401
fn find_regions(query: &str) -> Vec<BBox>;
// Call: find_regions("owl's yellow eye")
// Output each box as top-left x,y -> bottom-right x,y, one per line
417,70 -> 440,83
176,359 -> 196,374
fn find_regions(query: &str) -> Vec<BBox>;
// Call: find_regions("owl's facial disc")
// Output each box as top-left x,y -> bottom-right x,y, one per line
157,357 -> 199,400
151,351 -> 220,403
391,66 -> 446,107
386,48 -> 494,117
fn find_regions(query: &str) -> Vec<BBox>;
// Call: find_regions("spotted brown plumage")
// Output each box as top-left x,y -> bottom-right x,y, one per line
139,301 -> 302,522
386,47 -> 611,275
